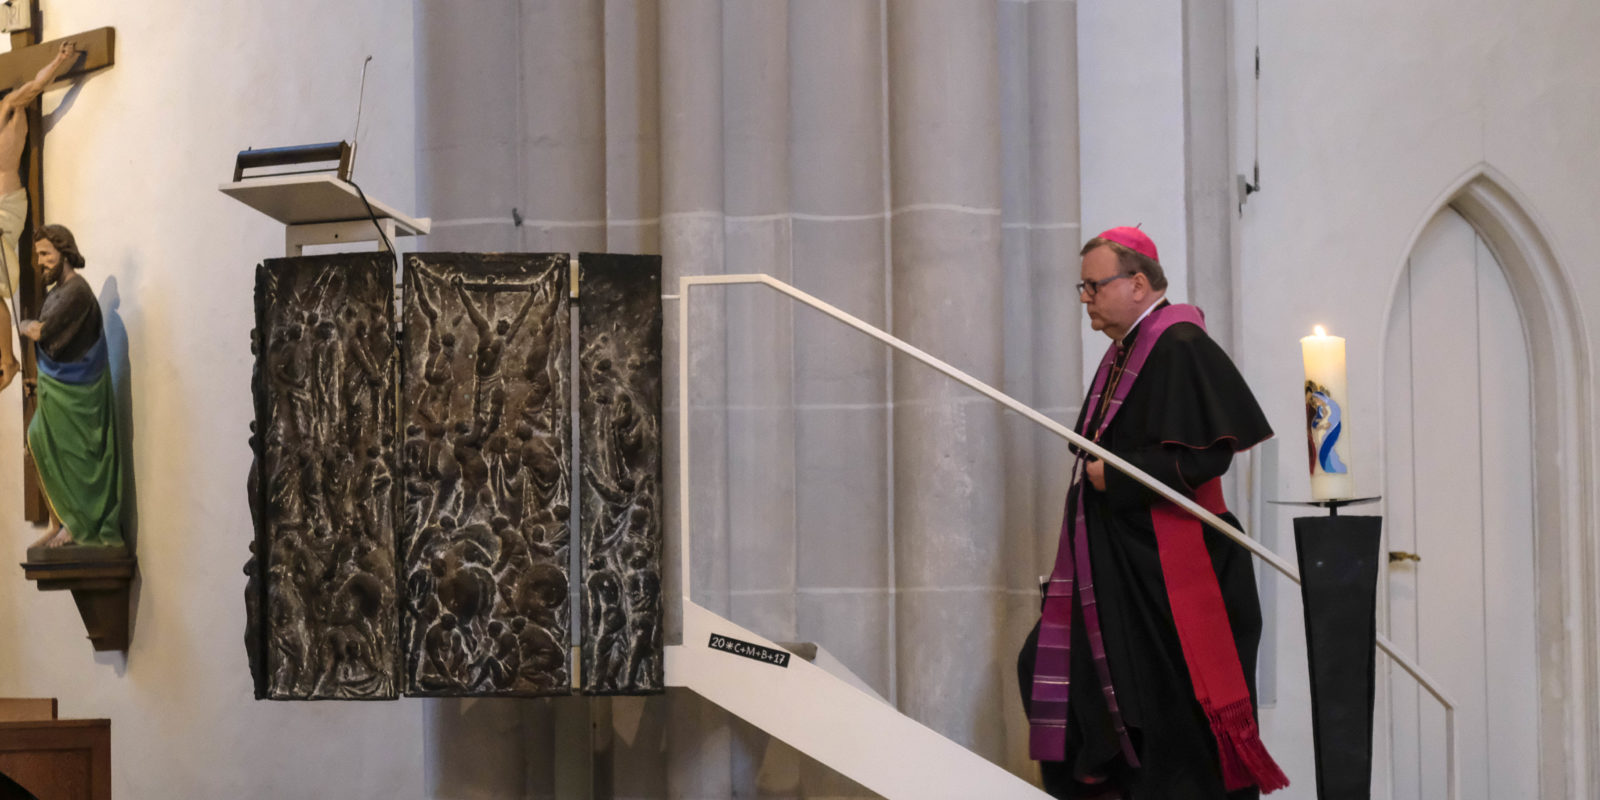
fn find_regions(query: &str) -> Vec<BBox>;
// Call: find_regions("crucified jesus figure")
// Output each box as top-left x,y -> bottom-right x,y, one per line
0,41 -> 79,392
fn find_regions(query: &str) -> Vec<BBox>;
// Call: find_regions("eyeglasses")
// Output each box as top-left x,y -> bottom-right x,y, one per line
1075,272 -> 1134,298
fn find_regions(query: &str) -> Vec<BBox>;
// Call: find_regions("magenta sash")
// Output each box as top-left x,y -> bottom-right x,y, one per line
1027,303 -> 1206,763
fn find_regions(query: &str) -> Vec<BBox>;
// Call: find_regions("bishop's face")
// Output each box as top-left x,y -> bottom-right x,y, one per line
1079,245 -> 1149,342
35,238 -> 62,285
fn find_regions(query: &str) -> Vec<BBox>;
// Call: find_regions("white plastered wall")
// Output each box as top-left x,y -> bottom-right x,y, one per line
0,2 -> 424,797
1230,1 -> 1600,797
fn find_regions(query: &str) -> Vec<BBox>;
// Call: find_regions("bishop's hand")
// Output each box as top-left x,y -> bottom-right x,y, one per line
1086,458 -> 1106,492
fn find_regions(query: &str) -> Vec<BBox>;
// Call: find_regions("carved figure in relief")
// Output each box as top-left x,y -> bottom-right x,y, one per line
249,259 -> 398,699
622,542 -> 660,687
343,320 -> 387,426
586,561 -> 625,686
421,612 -> 467,686
513,561 -> 567,631
517,623 -> 564,688
455,276 -> 538,426
438,553 -> 496,624
471,619 -> 517,687
410,277 -> 456,420
265,324 -> 310,449
518,288 -> 560,407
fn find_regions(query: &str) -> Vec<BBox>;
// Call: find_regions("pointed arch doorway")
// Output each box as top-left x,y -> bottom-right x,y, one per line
1380,172 -> 1596,800
1383,205 -> 1536,800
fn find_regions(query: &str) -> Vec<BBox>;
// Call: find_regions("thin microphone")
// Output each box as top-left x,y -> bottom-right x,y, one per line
349,55 -> 373,180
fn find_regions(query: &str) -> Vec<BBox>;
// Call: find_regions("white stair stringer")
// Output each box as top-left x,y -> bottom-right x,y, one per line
666,598 -> 1051,800
806,643 -> 888,705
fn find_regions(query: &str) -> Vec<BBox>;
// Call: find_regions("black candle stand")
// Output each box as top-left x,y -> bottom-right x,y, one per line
1268,495 -> 1381,517
1276,504 -> 1384,800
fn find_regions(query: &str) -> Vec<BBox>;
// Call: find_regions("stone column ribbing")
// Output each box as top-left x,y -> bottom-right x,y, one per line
656,1 -> 734,797
720,3 -> 800,794
789,0 -> 894,708
603,0 -> 662,256
415,0 -> 521,252
785,1 -> 895,794
721,0 -> 796,650
518,0 -> 608,254
998,0 -> 1038,778
1025,0 -> 1083,586
1005,0 -> 1085,775
1182,0 -> 1236,353
887,0 -> 1008,758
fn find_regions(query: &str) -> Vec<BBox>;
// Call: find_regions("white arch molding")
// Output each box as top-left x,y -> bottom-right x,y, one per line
1379,166 -> 1598,799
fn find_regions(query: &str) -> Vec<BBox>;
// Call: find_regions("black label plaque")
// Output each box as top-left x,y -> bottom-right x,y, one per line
708,634 -> 791,668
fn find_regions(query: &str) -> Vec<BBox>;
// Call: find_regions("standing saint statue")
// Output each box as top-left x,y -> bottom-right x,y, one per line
19,224 -> 122,549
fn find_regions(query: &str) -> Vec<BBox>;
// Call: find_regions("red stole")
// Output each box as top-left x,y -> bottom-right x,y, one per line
1028,303 -> 1288,793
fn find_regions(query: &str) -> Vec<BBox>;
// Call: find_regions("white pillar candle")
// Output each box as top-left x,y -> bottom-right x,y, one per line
1301,326 -> 1354,500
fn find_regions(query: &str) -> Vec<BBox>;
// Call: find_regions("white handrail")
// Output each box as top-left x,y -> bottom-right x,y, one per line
674,273 -> 1458,799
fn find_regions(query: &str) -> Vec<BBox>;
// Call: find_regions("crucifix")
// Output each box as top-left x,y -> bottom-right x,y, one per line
0,1 -> 113,522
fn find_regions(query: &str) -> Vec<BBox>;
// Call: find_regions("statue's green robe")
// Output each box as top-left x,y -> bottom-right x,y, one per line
27,273 -> 123,547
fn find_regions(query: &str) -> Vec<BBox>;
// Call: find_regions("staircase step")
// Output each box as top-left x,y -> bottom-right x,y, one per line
668,599 -> 1049,799
776,641 -> 818,662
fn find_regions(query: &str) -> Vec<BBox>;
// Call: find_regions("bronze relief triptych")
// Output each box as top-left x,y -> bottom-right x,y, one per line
246,252 -> 662,701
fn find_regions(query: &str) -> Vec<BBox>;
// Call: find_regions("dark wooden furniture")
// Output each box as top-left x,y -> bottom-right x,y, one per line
0,699 -> 110,800
0,699 -> 55,723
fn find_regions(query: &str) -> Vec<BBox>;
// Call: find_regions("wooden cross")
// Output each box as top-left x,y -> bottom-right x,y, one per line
0,2 -> 113,521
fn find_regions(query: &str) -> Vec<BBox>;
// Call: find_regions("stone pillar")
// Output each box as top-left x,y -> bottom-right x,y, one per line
415,0 -> 521,252
787,1 -> 896,794
997,0 -> 1084,774
518,0 -> 608,254
721,0 -> 796,656
720,3 -> 799,794
886,0 -> 1008,757
603,0 -> 661,256
1024,0 -> 1084,577
790,0 -> 894,711
656,1 -> 734,796
999,0 -> 1040,656
1183,0 -> 1236,352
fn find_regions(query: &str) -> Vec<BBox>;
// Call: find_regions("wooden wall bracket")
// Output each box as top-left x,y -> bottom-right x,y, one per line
20,546 -> 135,652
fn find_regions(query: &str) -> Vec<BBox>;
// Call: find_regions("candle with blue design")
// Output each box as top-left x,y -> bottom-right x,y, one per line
1302,326 -> 1353,500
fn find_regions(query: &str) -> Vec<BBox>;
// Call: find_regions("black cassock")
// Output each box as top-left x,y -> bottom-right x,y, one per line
1019,315 -> 1274,800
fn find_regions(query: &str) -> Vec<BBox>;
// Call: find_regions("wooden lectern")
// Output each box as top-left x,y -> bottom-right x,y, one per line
0,698 -> 110,799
